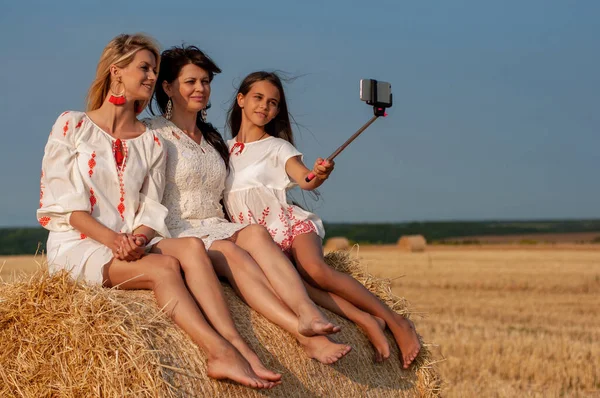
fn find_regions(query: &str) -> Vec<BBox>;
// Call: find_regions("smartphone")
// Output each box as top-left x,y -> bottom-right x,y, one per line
360,79 -> 393,107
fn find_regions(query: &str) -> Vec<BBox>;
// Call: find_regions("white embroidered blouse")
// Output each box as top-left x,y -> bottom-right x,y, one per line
37,111 -> 169,284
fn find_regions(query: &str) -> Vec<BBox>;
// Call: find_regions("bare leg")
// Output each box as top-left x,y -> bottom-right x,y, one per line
209,240 -> 351,365
291,232 -> 421,368
302,281 -> 389,362
233,225 -> 339,337
102,253 -> 274,389
152,238 -> 281,382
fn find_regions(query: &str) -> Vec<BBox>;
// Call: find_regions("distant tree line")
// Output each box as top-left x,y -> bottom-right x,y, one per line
1,220 -> 600,255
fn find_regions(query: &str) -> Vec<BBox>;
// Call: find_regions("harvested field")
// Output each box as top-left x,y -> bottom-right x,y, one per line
360,246 -> 600,397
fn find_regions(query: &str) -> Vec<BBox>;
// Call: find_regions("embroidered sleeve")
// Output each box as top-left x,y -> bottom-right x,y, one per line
132,133 -> 171,238
36,111 -> 90,231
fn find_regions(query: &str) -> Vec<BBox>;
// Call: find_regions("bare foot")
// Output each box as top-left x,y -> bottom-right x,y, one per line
206,344 -> 276,389
230,338 -> 282,383
298,315 -> 340,336
389,314 -> 421,369
357,314 -> 390,362
299,335 -> 352,364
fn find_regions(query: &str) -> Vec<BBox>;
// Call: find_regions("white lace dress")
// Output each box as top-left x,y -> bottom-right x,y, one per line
224,137 -> 325,253
145,116 -> 245,248
37,111 -> 170,284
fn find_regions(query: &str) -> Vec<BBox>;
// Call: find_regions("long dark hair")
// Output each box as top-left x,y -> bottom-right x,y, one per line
151,45 -> 229,168
227,71 -> 295,146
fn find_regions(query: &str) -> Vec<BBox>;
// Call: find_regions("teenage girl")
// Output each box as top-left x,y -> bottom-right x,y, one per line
224,71 -> 421,368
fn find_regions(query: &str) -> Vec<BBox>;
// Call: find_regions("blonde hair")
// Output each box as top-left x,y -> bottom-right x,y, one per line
86,33 -> 160,112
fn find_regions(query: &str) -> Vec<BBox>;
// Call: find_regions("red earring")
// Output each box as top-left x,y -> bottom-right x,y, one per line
108,79 -> 126,105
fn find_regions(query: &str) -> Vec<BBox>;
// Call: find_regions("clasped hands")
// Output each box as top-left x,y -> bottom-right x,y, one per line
112,233 -> 148,261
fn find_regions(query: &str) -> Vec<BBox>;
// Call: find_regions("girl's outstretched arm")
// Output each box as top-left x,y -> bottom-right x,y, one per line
285,156 -> 335,190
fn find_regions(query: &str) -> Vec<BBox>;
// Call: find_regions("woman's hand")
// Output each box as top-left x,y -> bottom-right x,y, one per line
313,158 -> 335,180
113,234 -> 145,261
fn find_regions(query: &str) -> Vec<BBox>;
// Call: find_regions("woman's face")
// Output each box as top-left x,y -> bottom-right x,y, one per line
115,49 -> 158,102
164,63 -> 211,115
237,80 -> 280,127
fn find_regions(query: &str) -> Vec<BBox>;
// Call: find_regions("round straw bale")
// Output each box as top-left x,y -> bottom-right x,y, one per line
323,237 -> 351,252
397,235 -> 427,252
0,252 -> 441,397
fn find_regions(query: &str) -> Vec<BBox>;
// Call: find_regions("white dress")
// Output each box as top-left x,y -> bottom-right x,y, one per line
145,116 -> 245,248
37,111 -> 170,284
224,137 -> 325,253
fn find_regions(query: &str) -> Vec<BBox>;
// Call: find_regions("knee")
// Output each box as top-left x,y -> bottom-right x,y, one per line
245,224 -> 271,241
181,237 -> 207,253
148,255 -> 182,284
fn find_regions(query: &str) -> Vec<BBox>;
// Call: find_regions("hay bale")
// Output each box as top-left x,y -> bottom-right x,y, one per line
397,235 -> 427,252
0,253 -> 441,397
323,237 -> 351,252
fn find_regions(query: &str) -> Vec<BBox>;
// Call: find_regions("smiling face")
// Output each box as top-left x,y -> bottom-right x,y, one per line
237,80 -> 280,127
163,63 -> 211,114
112,49 -> 158,103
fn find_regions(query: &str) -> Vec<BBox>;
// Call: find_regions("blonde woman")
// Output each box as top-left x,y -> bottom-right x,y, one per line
37,33 -> 278,389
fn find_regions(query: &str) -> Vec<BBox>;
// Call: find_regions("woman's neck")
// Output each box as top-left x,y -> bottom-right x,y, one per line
91,100 -> 140,139
237,120 -> 267,143
169,109 -> 200,137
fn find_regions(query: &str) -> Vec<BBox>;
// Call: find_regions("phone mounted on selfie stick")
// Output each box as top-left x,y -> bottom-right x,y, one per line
305,79 -> 393,182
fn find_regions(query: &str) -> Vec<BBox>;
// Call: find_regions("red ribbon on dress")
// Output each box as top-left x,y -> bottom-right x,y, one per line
114,139 -> 125,167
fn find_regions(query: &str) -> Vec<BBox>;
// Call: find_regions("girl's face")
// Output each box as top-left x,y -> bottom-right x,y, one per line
163,63 -> 211,114
114,49 -> 157,102
237,80 -> 280,127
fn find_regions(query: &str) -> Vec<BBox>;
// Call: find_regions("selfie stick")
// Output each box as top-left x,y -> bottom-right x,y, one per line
305,81 -> 391,183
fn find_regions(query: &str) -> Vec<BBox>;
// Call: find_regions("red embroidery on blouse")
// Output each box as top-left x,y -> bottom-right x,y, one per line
75,119 -> 84,129
80,233 -> 87,240
238,212 -> 244,223
88,152 -> 97,177
39,170 -> 45,208
172,130 -> 180,140
115,141 -> 128,221
60,111 -> 70,117
230,142 -> 245,156
38,217 -> 51,227
63,120 -> 69,137
154,134 -> 161,146
89,188 -> 96,213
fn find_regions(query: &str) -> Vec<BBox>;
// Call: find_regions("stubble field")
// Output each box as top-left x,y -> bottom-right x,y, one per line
2,245 -> 599,397
361,245 -> 600,397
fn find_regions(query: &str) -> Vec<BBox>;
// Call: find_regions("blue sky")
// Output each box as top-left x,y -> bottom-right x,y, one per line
0,1 -> 598,226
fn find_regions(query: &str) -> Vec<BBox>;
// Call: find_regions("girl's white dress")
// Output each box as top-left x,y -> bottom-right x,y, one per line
224,137 -> 325,253
37,111 -> 170,284
145,117 -> 245,248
